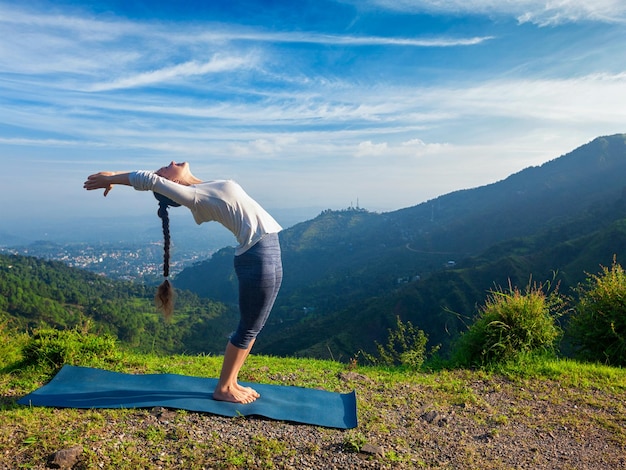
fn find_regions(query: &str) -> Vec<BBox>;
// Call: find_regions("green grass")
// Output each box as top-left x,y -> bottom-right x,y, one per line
2,324 -> 626,469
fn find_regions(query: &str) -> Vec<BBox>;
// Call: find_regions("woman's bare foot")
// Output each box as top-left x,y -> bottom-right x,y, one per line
213,382 -> 259,404
235,382 -> 260,398
213,341 -> 259,403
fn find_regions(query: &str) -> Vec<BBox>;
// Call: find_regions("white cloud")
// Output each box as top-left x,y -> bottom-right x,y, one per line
350,0 -> 626,26
0,2 -> 495,105
356,140 -> 388,157
0,137 -> 88,147
354,139 -> 452,159
225,30 -> 493,47
4,69 -> 624,163
432,73 -> 626,124
228,136 -> 300,157
86,55 -> 256,92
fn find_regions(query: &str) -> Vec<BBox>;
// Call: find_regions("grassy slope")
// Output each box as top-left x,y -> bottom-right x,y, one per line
1,326 -> 626,469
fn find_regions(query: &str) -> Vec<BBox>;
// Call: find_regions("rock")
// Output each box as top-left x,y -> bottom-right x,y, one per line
337,371 -> 371,383
150,406 -> 167,416
420,410 -> 449,426
151,406 -> 176,422
360,443 -> 385,457
47,445 -> 82,469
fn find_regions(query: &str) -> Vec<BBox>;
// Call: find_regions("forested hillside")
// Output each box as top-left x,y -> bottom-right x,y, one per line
0,254 -> 237,355
258,198 -> 626,359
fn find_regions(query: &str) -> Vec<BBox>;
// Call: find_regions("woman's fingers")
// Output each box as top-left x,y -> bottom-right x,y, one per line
83,173 -> 113,196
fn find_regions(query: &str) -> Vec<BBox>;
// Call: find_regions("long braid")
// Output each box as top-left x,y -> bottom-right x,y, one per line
154,194 -> 180,321
158,201 -> 172,277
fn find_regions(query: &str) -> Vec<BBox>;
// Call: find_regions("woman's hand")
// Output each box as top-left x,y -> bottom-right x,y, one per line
83,172 -> 116,196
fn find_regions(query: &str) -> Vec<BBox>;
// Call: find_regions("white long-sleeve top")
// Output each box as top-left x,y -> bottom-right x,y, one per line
128,171 -> 282,255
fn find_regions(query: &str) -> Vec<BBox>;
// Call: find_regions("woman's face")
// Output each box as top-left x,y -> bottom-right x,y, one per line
156,161 -> 190,181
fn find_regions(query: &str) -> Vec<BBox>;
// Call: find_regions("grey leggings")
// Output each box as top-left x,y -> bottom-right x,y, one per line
230,233 -> 283,349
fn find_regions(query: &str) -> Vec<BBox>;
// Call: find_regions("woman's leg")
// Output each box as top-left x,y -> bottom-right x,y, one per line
231,234 -> 282,348
212,339 -> 258,403
213,234 -> 282,403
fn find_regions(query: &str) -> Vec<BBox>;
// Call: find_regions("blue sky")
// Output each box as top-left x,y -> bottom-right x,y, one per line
1,0 -> 626,229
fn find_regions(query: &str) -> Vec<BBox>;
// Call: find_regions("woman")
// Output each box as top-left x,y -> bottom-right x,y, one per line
83,161 -> 283,404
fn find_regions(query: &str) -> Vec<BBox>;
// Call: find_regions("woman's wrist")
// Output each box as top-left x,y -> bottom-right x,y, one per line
109,172 -> 131,186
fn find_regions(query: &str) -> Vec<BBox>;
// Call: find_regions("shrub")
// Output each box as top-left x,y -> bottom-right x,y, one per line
0,321 -> 28,370
363,316 -> 430,369
454,281 -> 562,366
21,326 -> 121,370
569,257 -> 626,366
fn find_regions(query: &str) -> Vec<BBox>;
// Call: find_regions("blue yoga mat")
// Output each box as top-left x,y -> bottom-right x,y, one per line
18,365 -> 358,429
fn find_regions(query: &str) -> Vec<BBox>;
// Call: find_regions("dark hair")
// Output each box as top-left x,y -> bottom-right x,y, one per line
153,192 -> 181,321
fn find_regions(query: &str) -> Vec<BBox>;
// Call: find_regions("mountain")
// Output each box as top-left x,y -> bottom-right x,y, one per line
173,134 -> 626,358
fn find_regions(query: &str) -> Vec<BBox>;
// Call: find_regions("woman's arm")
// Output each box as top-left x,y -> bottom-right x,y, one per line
83,171 -> 132,196
84,170 -> 197,210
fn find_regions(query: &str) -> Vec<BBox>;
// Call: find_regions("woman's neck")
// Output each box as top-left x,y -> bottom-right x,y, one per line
185,175 -> 203,185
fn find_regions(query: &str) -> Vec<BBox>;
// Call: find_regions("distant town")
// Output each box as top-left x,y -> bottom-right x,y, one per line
0,240 -> 215,283
0,208 -> 324,283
